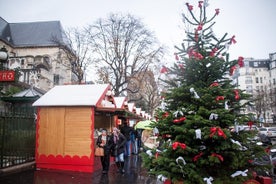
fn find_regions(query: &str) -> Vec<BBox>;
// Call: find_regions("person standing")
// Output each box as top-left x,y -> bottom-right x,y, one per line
120,121 -> 133,157
96,129 -> 113,174
111,127 -> 126,173
131,128 -> 138,154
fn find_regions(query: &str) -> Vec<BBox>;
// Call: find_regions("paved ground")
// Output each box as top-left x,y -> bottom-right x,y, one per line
0,155 -> 158,184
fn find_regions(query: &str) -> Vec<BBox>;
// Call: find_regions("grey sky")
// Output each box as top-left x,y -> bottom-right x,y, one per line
0,0 -> 275,62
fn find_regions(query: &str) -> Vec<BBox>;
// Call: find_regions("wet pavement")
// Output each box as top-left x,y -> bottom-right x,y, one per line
0,155 -> 158,184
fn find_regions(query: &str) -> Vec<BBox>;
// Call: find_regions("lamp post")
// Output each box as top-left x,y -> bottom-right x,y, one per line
0,46 -> 8,70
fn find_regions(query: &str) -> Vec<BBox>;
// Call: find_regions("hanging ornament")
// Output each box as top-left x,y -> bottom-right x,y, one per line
210,82 -> 219,87
206,63 -> 211,67
209,113 -> 218,120
230,35 -> 237,44
172,142 -> 186,150
216,96 -> 224,101
203,176 -> 213,184
173,110 -> 183,117
234,89 -> 240,100
247,121 -> 253,129
210,153 -> 224,162
231,169 -> 248,178
238,56 -> 244,67
215,8 -> 220,15
193,152 -> 203,162
210,127 -> 226,139
157,174 -> 168,182
146,150 -> 153,157
224,101 -> 229,110
173,116 -> 186,124
195,129 -> 202,139
190,87 -> 200,99
176,156 -> 186,178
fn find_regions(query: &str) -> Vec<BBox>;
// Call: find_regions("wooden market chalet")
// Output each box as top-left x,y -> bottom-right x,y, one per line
32,84 -> 151,172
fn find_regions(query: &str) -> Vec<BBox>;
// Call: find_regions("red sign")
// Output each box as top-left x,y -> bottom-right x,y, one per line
0,70 -> 15,81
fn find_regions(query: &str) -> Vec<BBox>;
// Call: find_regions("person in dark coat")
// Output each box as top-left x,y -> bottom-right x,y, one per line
96,129 -> 113,174
111,127 -> 127,173
120,121 -> 133,156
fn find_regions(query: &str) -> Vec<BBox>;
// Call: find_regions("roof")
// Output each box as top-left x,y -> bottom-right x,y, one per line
114,97 -> 127,108
0,17 -> 69,47
1,86 -> 45,102
33,84 -> 112,106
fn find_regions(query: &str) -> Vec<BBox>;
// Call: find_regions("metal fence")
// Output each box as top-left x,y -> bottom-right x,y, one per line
0,108 -> 36,168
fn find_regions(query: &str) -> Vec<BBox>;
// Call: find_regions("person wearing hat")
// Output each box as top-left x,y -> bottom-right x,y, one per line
96,129 -> 113,174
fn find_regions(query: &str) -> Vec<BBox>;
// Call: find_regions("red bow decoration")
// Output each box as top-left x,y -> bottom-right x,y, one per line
209,48 -> 218,57
173,116 -> 186,124
234,89 -> 240,100
197,23 -> 203,31
193,152 -> 203,162
160,66 -> 168,73
215,9 -> 220,15
174,53 -> 179,61
155,152 -> 159,159
216,96 -> 225,101
211,153 -> 224,162
172,142 -> 186,150
238,56 -> 244,67
247,121 -> 253,129
188,48 -> 204,60
186,3 -> 193,10
230,35 -> 237,44
210,127 -> 227,139
195,30 -> 199,42
210,82 -> 219,87
230,65 -> 237,76
198,1 -> 203,8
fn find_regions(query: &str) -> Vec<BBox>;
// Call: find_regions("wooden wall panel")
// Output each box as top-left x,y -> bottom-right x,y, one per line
38,107 -> 65,155
64,107 -> 92,156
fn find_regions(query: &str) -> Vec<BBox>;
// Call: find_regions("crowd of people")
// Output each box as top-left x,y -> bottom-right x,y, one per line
96,121 -> 143,174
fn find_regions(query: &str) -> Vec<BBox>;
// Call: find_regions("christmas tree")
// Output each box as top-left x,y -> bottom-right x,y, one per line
142,1 -> 267,184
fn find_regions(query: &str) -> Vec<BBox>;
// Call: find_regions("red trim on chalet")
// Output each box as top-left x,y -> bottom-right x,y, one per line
36,154 -> 93,172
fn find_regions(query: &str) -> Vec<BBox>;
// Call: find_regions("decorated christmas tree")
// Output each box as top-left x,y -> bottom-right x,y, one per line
142,1 -> 267,184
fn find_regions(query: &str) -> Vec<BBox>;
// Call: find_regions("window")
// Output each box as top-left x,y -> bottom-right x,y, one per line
54,74 -> 60,85
255,77 -> 259,83
260,77 -> 263,83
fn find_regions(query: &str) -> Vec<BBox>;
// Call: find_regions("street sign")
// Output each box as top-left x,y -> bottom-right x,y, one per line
0,70 -> 15,81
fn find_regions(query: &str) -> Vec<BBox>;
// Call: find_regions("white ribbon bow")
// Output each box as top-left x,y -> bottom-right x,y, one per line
231,169 -> 248,178
190,87 -> 200,99
173,110 -> 184,117
203,176 -> 213,184
146,150 -> 153,157
157,174 -> 168,182
209,113 -> 218,120
195,129 -> 202,139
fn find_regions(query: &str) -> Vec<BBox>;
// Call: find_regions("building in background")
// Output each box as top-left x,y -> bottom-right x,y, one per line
237,52 -> 276,124
0,17 -> 77,92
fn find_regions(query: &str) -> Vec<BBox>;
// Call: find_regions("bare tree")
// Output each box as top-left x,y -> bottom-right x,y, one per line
85,13 -> 164,96
254,87 -> 272,123
53,27 -> 92,84
127,70 -> 160,116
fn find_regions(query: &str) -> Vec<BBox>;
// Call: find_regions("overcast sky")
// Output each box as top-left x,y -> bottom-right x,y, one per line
1,0 -> 275,63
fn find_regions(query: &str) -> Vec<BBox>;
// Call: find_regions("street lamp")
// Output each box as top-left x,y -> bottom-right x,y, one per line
0,46 -> 8,62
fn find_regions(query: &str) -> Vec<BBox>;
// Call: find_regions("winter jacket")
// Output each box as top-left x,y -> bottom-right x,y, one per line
96,135 -> 113,155
110,133 -> 126,156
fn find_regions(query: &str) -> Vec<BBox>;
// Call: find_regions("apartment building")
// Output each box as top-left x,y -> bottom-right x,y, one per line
237,53 -> 276,124
0,17 -> 77,92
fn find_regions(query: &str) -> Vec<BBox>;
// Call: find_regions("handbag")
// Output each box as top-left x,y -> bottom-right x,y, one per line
95,146 -> 104,156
